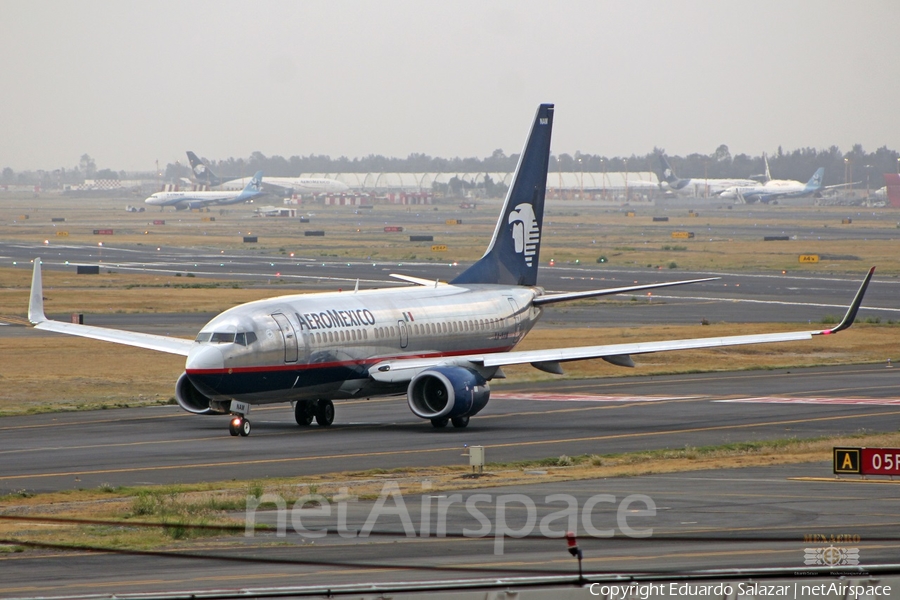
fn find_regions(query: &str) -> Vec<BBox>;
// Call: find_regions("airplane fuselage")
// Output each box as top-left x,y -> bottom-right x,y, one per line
182,284 -> 542,411
661,177 -> 758,195
720,181 -> 816,202
145,190 -> 245,207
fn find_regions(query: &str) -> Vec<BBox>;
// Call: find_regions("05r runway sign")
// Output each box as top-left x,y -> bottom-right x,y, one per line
834,447 -> 900,475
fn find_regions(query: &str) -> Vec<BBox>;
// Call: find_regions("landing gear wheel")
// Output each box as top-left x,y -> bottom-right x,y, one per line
451,416 -> 470,428
294,400 -> 314,426
315,399 -> 334,427
229,416 -> 250,437
431,417 -> 449,429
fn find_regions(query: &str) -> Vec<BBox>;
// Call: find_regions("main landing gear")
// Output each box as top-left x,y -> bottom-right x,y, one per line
430,415 -> 470,429
294,399 -> 335,427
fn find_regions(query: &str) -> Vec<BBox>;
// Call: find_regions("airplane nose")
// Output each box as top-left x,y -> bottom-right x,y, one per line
186,344 -> 225,371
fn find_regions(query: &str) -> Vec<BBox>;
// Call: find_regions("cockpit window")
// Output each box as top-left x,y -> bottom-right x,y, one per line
235,331 -> 258,346
196,331 -> 257,345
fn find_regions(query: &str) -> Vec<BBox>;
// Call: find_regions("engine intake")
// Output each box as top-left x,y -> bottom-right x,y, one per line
175,372 -> 227,415
407,366 -> 490,420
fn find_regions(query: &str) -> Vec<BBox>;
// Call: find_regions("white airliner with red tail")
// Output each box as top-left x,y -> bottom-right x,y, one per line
28,104 -> 874,436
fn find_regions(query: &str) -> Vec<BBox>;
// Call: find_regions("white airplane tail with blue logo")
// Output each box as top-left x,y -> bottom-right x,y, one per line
805,167 -> 825,192
450,104 -> 554,287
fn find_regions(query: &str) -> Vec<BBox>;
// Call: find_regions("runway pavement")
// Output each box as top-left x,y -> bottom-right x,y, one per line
1,364 -> 898,495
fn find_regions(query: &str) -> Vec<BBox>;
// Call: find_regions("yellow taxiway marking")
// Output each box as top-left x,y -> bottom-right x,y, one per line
4,408 -> 900,482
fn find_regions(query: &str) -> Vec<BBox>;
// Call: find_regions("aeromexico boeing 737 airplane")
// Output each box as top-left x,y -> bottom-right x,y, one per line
28,105 -> 874,436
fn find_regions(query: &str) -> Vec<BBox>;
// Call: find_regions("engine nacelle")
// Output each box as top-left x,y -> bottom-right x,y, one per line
175,372 -> 228,415
407,366 -> 490,420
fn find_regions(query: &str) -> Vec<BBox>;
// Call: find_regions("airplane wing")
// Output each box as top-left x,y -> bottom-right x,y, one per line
369,267 -> 874,383
28,259 -> 194,356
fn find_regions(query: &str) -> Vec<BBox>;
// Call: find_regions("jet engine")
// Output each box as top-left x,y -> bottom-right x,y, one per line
407,366 -> 490,420
175,372 -> 228,415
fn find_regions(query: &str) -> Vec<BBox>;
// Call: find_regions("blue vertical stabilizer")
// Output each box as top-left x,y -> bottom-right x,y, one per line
450,104 -> 554,287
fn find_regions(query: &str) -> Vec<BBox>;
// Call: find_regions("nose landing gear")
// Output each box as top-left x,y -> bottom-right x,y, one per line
228,400 -> 252,436
229,416 -> 251,436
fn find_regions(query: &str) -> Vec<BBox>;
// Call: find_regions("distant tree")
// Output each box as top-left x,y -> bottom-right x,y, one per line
713,144 -> 731,163
94,168 -> 118,180
79,154 -> 96,178
1,167 -> 13,183
164,162 -> 190,182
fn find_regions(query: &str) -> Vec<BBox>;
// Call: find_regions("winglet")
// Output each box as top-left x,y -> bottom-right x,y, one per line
817,267 -> 875,335
28,258 -> 47,324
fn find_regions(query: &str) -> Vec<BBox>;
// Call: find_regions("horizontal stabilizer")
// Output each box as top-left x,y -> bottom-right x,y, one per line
390,274 -> 444,287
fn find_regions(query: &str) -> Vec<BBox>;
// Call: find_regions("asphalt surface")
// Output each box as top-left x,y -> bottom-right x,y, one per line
2,364 -> 898,495
2,227 -> 900,597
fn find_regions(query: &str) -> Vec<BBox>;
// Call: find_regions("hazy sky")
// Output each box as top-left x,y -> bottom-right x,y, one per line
3,1 -> 898,172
